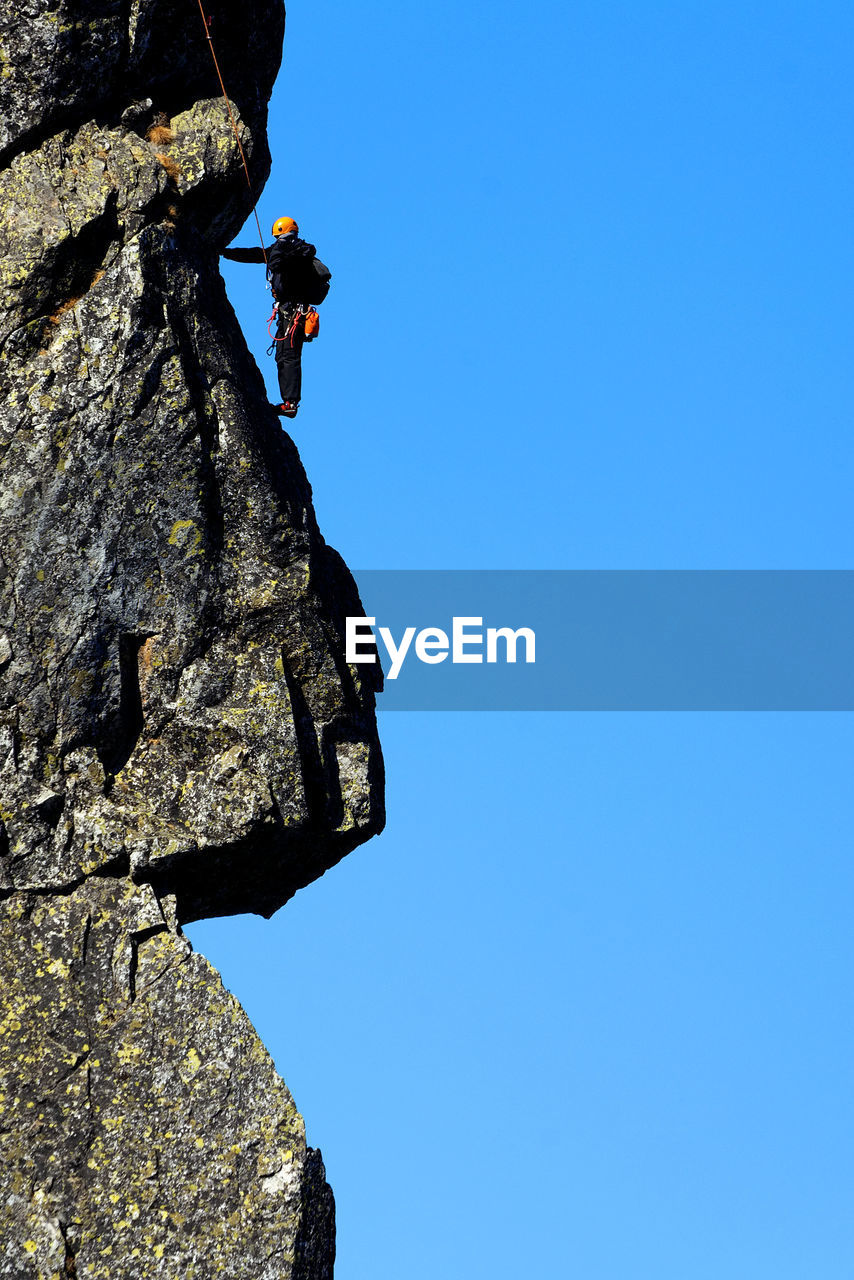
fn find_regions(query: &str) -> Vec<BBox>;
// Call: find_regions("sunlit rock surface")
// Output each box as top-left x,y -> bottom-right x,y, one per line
0,880 -> 335,1278
0,0 -> 382,1273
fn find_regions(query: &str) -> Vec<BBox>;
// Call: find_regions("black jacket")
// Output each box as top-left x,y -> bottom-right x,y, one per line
222,234 -> 317,303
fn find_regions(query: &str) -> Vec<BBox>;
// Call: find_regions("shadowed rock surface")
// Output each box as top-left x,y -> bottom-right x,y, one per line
0,0 -> 383,1273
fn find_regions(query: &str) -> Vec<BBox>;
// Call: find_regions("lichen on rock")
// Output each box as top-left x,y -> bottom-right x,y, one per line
0,879 -> 335,1278
0,0 -> 383,1273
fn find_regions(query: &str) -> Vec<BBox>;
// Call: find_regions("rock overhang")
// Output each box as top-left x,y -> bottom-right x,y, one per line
0,0 -> 381,1271
0,0 -> 384,920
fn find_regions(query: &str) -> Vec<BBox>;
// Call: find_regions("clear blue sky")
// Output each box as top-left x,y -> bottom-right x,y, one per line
189,3 -> 854,1276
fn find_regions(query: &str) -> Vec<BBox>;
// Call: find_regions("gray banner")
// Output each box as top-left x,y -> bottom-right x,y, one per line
350,571 -> 854,710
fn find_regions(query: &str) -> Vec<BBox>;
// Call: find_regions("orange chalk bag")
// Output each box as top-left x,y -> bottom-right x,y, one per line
303,308 -> 320,341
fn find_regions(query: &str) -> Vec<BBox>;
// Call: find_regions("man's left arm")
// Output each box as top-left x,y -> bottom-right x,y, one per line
221,246 -> 267,264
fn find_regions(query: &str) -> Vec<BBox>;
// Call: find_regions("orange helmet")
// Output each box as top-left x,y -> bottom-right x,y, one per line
272,216 -> 299,237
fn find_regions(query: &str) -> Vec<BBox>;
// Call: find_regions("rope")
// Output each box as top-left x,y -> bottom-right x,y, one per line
267,304 -> 307,350
194,1 -> 268,265
266,304 -> 296,357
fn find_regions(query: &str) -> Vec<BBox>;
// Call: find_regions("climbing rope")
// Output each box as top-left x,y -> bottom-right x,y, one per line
266,304 -> 305,355
194,0 -> 268,265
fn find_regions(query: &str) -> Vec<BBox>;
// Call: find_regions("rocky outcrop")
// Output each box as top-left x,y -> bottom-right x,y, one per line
0,880 -> 336,1278
0,0 -> 383,1273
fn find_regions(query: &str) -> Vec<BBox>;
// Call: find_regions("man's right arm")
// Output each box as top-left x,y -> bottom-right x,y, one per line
221,246 -> 267,264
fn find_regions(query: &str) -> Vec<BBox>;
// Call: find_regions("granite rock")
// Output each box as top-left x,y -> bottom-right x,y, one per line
0,0 -> 383,1272
0,879 -> 336,1278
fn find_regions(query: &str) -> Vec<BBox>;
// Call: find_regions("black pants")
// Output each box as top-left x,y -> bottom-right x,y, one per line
275,306 -> 305,404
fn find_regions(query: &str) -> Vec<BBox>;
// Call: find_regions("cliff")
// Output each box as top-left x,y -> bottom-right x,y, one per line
0,0 -> 384,1273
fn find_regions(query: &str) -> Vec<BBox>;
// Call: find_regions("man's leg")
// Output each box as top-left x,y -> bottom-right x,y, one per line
275,312 -> 304,405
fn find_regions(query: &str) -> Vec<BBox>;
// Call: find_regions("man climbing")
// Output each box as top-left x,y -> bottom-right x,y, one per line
222,217 -> 330,419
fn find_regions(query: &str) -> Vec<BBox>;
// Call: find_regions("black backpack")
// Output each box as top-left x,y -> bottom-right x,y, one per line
269,244 -> 332,305
303,257 -> 332,305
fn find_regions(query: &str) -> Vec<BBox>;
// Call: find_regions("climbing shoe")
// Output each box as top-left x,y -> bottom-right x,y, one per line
275,401 -> 299,419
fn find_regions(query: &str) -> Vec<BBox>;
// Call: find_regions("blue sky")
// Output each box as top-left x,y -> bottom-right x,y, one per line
190,3 -> 854,1276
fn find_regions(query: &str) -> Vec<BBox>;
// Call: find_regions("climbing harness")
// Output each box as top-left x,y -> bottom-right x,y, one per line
266,304 -> 319,356
194,1 -> 268,265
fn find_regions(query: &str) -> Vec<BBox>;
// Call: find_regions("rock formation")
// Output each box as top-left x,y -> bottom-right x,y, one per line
0,0 -> 384,1273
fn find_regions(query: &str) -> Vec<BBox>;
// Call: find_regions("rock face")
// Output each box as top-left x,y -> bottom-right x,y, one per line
0,0 -> 383,1273
0,881 -> 336,1279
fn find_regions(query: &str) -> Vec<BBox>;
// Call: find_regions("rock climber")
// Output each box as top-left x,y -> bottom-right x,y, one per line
221,216 -> 330,419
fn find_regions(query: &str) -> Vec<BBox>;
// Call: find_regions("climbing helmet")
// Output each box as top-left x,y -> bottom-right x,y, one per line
272,216 -> 299,237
